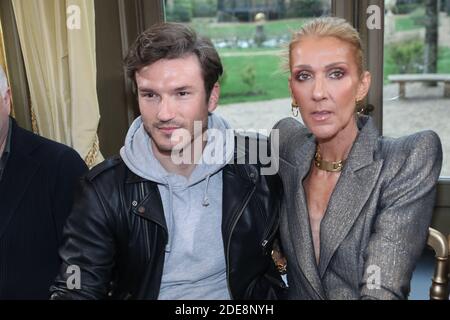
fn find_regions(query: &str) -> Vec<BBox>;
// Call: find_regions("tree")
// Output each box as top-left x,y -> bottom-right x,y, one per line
278,0 -> 286,19
424,0 -> 438,85
287,0 -> 327,18
217,0 -> 225,11
166,0 -> 193,22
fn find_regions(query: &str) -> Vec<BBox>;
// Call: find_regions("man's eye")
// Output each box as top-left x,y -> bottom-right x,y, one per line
178,91 -> 189,97
329,70 -> 344,79
142,93 -> 155,98
296,72 -> 311,81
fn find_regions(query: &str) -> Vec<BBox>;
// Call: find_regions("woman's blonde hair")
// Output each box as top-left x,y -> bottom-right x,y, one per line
288,17 -> 365,77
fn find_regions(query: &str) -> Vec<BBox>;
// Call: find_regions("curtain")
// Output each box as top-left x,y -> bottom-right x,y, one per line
0,21 -> 7,75
12,0 -> 103,167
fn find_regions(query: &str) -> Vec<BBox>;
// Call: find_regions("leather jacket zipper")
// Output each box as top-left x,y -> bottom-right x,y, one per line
137,182 -> 168,300
226,184 -> 256,300
261,210 -> 280,255
136,182 -> 168,239
140,183 -> 151,256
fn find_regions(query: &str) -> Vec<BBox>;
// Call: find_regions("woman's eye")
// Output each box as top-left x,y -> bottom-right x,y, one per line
296,72 -> 311,81
329,70 -> 344,79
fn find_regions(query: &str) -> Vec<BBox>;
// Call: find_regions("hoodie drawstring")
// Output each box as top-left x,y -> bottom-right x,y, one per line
165,183 -> 174,253
202,174 -> 211,207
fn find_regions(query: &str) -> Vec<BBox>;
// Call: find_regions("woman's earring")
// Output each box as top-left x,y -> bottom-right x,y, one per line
291,102 -> 299,117
356,100 -> 364,115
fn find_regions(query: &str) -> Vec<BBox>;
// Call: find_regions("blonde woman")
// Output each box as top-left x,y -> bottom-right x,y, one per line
273,17 -> 442,299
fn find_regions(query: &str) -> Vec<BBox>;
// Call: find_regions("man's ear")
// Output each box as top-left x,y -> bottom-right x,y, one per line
208,82 -> 220,113
356,71 -> 371,101
3,88 -> 11,115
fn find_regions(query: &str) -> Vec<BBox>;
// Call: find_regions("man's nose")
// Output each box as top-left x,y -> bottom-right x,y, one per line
157,97 -> 175,122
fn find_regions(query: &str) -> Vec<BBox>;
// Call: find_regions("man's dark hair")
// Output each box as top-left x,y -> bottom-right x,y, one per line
125,22 -> 223,100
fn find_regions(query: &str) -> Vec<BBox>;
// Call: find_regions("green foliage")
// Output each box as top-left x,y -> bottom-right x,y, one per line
387,39 -> 424,74
166,0 -> 193,22
392,0 -> 424,14
287,0 -> 326,18
395,7 -> 425,31
220,54 -> 289,105
241,65 -> 256,92
384,45 -> 450,83
219,68 -> 228,88
218,46 -> 448,103
192,0 -> 217,18
437,47 -> 450,73
393,3 -> 421,14
192,18 -> 308,44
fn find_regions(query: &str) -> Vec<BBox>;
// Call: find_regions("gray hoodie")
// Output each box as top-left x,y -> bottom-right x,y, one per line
120,113 -> 235,300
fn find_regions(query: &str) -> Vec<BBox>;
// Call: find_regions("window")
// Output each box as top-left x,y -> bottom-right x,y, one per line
162,1 -> 450,299
164,0 -> 332,131
383,0 -> 450,177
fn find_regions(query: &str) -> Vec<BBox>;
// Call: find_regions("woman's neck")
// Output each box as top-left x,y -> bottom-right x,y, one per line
317,118 -> 359,162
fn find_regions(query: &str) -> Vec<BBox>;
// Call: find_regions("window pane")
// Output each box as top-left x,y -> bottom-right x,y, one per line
164,0 -> 331,131
383,0 -> 450,177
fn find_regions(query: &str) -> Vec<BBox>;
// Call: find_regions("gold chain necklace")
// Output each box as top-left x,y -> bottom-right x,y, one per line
314,146 -> 345,172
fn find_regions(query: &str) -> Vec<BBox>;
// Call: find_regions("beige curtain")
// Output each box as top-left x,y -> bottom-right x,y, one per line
12,0 -> 103,166
0,21 -> 7,76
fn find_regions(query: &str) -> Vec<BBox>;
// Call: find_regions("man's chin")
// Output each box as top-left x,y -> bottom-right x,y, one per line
153,141 -> 188,155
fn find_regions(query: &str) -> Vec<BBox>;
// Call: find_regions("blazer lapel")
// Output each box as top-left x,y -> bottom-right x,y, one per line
0,121 -> 41,240
318,116 -> 383,277
282,133 -> 326,299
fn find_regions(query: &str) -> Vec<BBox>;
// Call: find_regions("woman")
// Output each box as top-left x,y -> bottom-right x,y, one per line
273,17 -> 442,299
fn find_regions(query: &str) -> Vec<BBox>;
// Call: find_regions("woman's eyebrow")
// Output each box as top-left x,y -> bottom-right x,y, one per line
325,62 -> 348,68
293,62 -> 348,70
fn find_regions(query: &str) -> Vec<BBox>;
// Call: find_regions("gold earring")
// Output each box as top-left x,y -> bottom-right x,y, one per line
356,100 -> 364,115
292,102 -> 299,117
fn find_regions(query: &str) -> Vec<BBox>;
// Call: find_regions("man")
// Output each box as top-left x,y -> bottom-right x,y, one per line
50,23 -> 284,300
0,65 -> 88,299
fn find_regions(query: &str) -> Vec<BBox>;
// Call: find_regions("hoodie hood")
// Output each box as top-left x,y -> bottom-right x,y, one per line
120,113 -> 235,251
120,113 -> 235,186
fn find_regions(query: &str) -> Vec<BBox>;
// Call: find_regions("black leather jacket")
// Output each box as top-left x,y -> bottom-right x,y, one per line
50,135 -> 285,300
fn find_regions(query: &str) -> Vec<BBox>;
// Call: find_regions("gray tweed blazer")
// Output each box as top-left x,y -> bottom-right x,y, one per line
272,115 -> 442,300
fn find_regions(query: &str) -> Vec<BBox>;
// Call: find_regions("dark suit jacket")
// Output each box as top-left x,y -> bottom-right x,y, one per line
273,115 -> 442,300
0,119 -> 87,299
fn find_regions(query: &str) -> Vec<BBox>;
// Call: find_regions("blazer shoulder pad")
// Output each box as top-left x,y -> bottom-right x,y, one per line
379,130 -> 442,160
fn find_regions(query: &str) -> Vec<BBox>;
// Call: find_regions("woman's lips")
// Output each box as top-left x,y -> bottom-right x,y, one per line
311,111 -> 332,121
